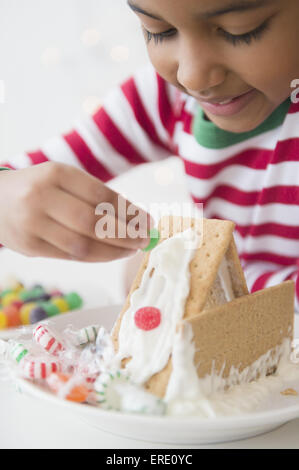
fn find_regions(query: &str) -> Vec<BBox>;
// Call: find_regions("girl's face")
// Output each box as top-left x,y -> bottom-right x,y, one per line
128,0 -> 299,133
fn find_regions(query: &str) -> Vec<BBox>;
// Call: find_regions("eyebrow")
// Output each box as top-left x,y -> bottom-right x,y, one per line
127,0 -> 273,21
202,0 -> 274,19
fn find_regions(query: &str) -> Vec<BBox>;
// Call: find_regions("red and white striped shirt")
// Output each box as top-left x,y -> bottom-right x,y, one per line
2,63 -> 299,308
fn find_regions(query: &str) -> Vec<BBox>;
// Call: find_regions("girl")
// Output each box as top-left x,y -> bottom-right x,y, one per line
1,0 -> 299,306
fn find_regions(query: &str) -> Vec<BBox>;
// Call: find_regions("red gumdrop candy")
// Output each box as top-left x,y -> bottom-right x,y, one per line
134,307 -> 161,331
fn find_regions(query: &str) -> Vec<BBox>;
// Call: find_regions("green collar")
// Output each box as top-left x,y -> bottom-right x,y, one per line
192,98 -> 291,149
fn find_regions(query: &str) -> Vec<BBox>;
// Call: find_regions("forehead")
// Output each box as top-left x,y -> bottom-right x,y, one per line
128,0 -> 275,20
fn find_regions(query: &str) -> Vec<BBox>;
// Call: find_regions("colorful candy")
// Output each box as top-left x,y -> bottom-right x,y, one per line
47,373 -> 90,403
2,292 -> 21,307
51,297 -> 70,313
10,343 -> 29,364
77,326 -> 100,346
0,311 -> 7,330
134,307 -> 161,331
20,302 -> 36,325
4,305 -> 21,328
29,306 -> 48,324
1,318 -> 167,417
0,279 -> 83,329
64,292 -> 83,311
33,325 -> 64,356
21,358 -> 61,380
95,371 -> 130,409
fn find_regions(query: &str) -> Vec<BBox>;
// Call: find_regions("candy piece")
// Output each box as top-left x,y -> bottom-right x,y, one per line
29,306 -> 48,325
39,301 -> 60,318
50,290 -> 63,297
24,293 -> 51,304
2,292 -> 20,307
142,228 -> 160,252
95,371 -> 130,410
20,302 -> 37,325
21,358 -> 60,380
64,292 -> 83,310
0,288 -> 13,299
13,282 -> 25,293
10,343 -> 29,363
77,326 -> 100,346
33,325 -> 64,356
0,311 -> 7,330
117,382 -> 166,415
19,287 -> 45,302
134,307 -> 161,331
4,305 -> 21,328
51,297 -> 69,313
47,373 -> 89,403
11,300 -> 24,311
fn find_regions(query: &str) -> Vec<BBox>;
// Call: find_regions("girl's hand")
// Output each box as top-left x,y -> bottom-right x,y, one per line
0,162 -> 152,262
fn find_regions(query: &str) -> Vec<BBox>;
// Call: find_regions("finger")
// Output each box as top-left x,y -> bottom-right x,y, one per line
33,215 -> 137,262
54,163 -> 154,229
42,187 -> 150,250
18,236 -> 75,261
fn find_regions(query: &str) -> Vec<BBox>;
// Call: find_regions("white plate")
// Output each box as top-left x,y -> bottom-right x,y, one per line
15,305 -> 299,445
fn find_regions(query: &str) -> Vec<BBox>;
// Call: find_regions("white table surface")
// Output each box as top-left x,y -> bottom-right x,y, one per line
1,380 -> 299,450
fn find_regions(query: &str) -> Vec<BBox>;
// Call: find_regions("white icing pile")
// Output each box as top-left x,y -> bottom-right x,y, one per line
115,228 -> 201,384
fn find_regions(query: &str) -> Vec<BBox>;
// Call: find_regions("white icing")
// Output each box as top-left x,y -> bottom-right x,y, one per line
115,228 -> 200,385
218,257 -> 235,302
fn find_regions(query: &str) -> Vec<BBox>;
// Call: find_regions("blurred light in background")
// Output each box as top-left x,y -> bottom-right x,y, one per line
0,0 -> 148,156
110,45 -> 130,63
41,47 -> 63,68
81,28 -> 101,48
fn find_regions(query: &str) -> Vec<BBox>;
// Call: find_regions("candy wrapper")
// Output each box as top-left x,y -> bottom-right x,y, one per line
0,318 -> 166,415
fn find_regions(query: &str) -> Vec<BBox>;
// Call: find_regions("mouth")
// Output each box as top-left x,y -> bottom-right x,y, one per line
193,89 -> 257,117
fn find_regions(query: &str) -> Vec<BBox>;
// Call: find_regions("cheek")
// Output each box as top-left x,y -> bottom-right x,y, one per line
148,46 -> 178,85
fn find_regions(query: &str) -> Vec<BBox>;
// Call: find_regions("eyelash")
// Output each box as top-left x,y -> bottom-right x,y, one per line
144,19 -> 270,46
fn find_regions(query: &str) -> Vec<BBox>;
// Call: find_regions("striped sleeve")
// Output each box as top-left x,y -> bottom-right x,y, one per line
243,261 -> 299,311
0,63 -> 177,180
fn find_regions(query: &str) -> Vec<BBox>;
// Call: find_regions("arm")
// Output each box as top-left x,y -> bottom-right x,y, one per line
0,64 -> 176,178
0,64 -> 181,259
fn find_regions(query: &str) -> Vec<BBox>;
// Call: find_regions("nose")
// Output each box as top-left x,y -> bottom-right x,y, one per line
176,36 -> 227,95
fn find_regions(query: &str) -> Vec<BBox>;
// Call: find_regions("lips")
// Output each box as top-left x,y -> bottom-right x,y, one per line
194,89 -> 257,117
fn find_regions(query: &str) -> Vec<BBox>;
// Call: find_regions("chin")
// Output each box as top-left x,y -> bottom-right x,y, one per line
209,108 -> 273,134
213,118 -> 264,134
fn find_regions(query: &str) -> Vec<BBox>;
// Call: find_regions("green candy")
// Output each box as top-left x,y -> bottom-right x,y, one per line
19,287 -> 45,302
142,228 -> 160,252
64,292 -> 83,310
0,288 -> 13,299
39,301 -> 60,317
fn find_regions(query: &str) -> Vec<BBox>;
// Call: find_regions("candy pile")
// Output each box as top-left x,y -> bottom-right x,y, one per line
0,280 -> 83,330
0,319 -> 166,415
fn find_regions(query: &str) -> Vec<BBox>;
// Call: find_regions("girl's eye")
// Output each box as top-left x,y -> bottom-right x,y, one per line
144,18 -> 271,46
144,28 -> 177,44
218,19 -> 271,46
